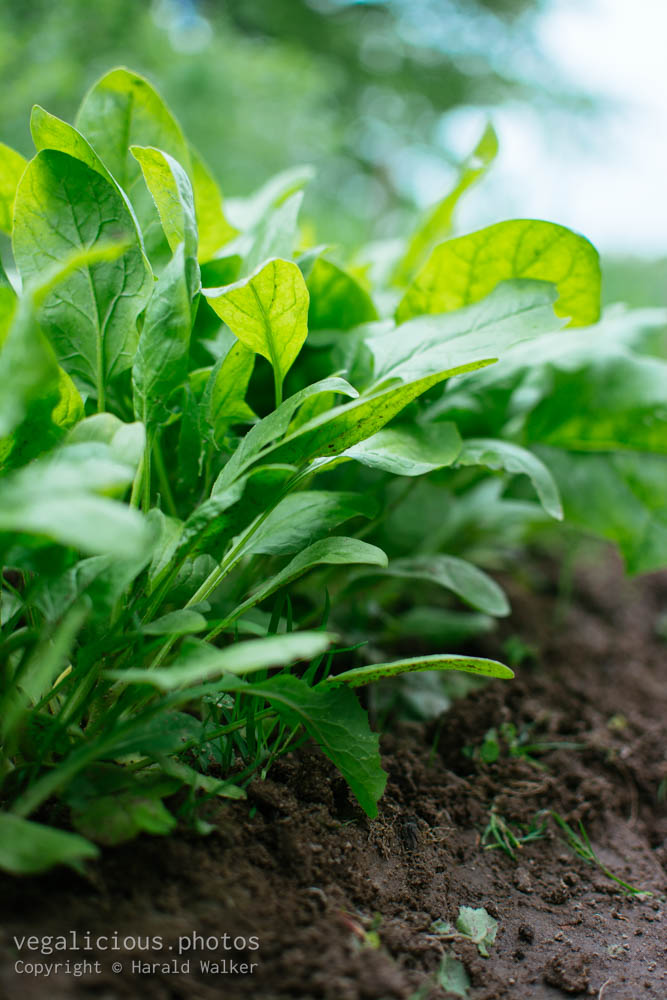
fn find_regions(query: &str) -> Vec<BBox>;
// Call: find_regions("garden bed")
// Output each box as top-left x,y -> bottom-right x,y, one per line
1,552 -> 665,1000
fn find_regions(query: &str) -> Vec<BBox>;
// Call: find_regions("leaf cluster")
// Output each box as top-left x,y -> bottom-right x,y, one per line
1,68 -> 662,874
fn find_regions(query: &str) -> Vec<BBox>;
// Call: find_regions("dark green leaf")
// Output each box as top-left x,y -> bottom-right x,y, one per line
1,602 -> 87,741
133,244 -> 195,428
455,438 -> 563,519
156,757 -> 245,799
224,538 -> 388,626
524,356 -> 667,454
203,337 -> 256,444
71,793 -> 176,845
144,609 -> 208,635
0,814 -> 99,875
307,257 -> 378,331
368,555 -> 510,616
345,422 -> 461,476
108,711 -> 206,758
539,448 -> 667,574
242,490 -> 379,555
13,150 -> 153,403
325,653 -> 513,688
261,673 -> 387,817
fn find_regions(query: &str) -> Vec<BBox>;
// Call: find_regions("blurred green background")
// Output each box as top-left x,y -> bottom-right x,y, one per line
1,0 -> 664,306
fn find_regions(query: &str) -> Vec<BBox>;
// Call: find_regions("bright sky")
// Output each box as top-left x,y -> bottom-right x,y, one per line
449,0 -> 667,256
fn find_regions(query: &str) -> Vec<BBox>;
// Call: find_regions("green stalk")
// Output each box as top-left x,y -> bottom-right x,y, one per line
144,474 -> 301,672
116,432 -> 153,621
189,466 -> 309,610
96,351 -> 105,413
153,434 -> 178,517
129,461 -> 143,510
124,709 -> 276,774
273,368 -> 283,409
141,431 -> 153,512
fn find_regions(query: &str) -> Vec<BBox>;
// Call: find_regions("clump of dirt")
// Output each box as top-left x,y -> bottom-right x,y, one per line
1,553 -> 665,999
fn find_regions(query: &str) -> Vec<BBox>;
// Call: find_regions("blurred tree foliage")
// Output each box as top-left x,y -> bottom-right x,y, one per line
1,0 -> 553,243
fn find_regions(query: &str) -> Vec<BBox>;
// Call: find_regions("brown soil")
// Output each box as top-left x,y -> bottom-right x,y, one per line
1,554 -> 666,1000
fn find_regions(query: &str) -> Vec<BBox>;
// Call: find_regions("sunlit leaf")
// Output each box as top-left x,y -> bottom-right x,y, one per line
0,141 -> 27,235
190,147 -> 237,262
76,67 -> 190,261
397,220 -> 600,327
204,257 -> 309,401
393,122 -> 498,285
131,145 -> 199,267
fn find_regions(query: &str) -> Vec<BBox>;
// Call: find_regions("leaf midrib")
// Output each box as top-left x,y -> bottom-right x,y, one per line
249,275 -> 281,377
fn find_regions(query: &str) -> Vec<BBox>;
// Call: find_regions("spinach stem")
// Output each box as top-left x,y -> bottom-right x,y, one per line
273,368 -> 283,409
153,434 -> 178,516
129,463 -> 143,509
145,469 -> 308,671
142,433 -> 152,513
96,361 -> 105,413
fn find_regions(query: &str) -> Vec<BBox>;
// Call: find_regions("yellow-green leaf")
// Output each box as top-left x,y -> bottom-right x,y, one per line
0,142 -> 27,235
0,260 -> 17,349
191,147 -> 238,262
131,145 -> 198,261
393,123 -> 498,285
204,258 -> 309,402
397,219 -> 600,328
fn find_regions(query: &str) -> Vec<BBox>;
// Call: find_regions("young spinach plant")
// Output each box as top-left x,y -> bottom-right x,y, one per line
0,68 -> 607,874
